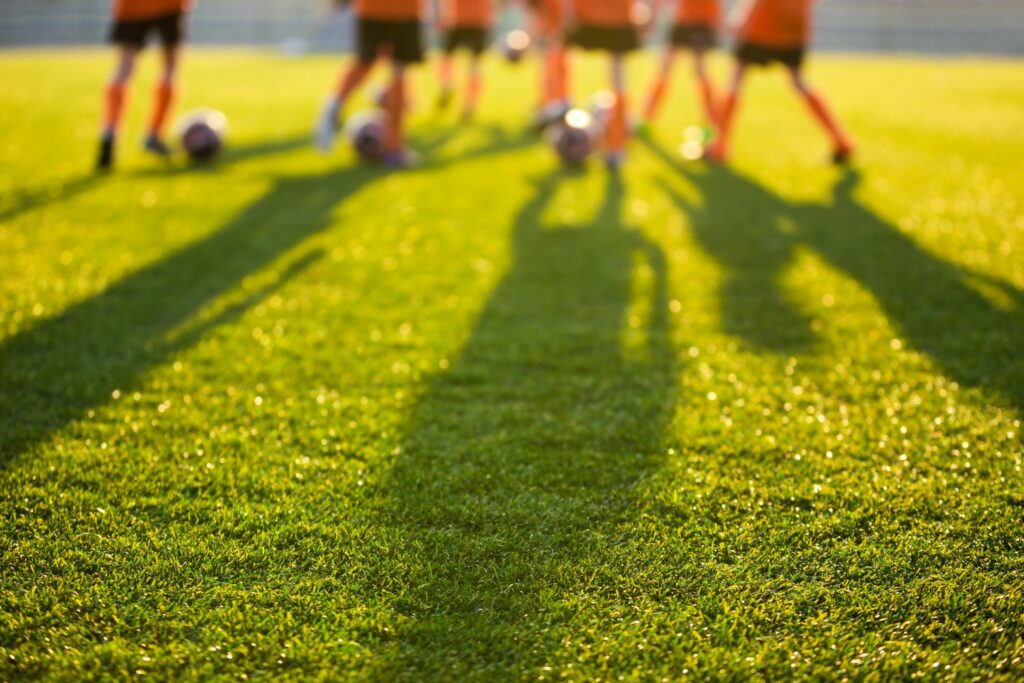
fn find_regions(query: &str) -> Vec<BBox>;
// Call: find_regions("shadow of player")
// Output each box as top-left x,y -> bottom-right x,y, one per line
662,161 -> 1024,415
0,127 -> 538,467
368,169 -> 679,676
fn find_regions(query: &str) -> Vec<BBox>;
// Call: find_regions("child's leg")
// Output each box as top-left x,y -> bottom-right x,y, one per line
438,50 -> 454,100
333,57 -> 375,115
146,44 -> 179,142
605,53 -> 629,160
553,41 -> 569,105
788,67 -> 854,155
708,61 -> 745,160
102,46 -> 138,139
693,49 -> 717,128
643,45 -> 675,122
384,62 -> 407,155
465,53 -> 482,116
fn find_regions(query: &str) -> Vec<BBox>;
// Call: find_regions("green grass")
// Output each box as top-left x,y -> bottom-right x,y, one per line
1,48 -> 1023,680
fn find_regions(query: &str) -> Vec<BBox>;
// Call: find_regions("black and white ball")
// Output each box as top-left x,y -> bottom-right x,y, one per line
177,109 -> 228,163
504,29 -> 531,63
547,108 -> 602,166
344,109 -> 388,163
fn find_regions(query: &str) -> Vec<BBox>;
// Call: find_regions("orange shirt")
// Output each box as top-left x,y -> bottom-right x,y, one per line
573,0 -> 633,27
442,0 -> 492,27
737,0 -> 813,48
113,0 -> 190,21
356,0 -> 423,21
674,0 -> 720,25
531,0 -> 564,34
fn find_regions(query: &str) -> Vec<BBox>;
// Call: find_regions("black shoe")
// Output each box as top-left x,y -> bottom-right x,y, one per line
144,135 -> 172,159
96,136 -> 114,171
832,146 -> 854,166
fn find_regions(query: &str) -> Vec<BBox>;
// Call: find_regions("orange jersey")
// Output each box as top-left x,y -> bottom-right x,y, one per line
529,0 -> 564,35
572,0 -> 632,27
736,0 -> 813,48
356,0 -> 423,21
442,0 -> 492,27
674,0 -> 720,25
113,0 -> 190,21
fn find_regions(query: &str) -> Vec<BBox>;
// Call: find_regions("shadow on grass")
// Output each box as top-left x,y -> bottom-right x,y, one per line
372,169 -> 678,676
661,160 -> 1024,414
0,164 -> 383,465
126,134 -> 311,178
0,174 -> 102,223
0,126 -> 544,467
0,135 -> 311,222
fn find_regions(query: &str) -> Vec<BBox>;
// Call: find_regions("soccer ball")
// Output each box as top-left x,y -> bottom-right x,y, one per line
177,108 -> 227,163
504,29 -> 531,63
344,109 -> 388,163
547,108 -> 601,166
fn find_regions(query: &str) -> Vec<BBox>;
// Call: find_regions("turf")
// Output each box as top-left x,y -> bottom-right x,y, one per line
1,48 -> 1023,680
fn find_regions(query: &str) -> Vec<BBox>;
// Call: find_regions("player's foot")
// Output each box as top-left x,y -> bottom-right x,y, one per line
703,141 -> 728,164
604,150 -> 625,170
143,135 -> 172,159
96,135 -> 115,171
832,144 -> 854,166
315,99 -> 341,152
381,149 -> 420,170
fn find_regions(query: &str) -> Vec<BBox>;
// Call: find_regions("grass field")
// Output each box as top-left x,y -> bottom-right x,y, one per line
1,48 -> 1023,680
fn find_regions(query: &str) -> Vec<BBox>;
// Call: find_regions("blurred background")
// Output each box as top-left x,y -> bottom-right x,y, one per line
1,0 -> 1022,54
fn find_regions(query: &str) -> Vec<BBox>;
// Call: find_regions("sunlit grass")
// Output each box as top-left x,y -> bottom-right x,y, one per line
1,49 -> 1022,680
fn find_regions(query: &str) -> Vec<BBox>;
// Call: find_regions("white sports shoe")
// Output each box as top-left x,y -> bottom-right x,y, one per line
314,99 -> 341,153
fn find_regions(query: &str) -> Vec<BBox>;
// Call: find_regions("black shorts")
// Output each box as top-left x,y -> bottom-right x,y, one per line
357,18 -> 424,64
669,22 -> 716,50
735,41 -> 804,69
109,12 -> 184,48
443,26 -> 488,55
567,24 -> 638,53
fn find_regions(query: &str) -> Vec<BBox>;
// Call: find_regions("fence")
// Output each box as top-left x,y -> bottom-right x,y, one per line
1,0 -> 1022,55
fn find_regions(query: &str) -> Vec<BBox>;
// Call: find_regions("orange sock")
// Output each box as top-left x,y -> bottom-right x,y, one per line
800,88 -> 853,151
644,75 -> 668,121
147,82 -> 174,139
439,56 -> 453,92
554,46 -> 569,102
466,64 -> 481,112
103,82 -> 127,137
606,89 -> 628,153
697,75 -> 717,128
711,89 -> 739,159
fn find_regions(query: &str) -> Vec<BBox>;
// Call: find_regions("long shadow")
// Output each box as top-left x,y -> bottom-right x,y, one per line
127,134 -> 311,178
372,170 -> 678,675
0,127 -> 547,468
663,162 -> 1024,414
1,136 -> 311,221
0,175 -> 102,223
0,163 -> 382,465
